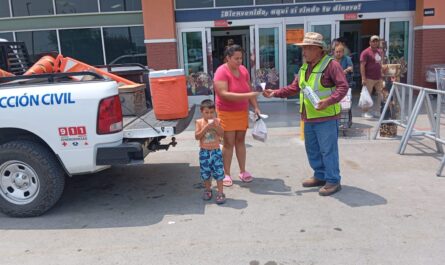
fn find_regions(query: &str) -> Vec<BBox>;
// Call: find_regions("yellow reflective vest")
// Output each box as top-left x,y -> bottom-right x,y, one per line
299,55 -> 341,119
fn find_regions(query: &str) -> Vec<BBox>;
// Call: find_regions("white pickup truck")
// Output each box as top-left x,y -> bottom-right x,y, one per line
0,72 -> 195,217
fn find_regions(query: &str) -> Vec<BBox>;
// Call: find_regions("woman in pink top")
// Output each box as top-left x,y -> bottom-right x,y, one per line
213,45 -> 261,186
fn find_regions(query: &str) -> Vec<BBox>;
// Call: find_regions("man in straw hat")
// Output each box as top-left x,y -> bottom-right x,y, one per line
263,32 -> 349,196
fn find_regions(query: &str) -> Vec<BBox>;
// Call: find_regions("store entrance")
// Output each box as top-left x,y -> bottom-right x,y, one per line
211,27 -> 250,74
339,19 -> 380,90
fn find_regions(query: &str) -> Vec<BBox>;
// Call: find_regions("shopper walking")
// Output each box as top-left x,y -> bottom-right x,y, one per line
263,32 -> 348,196
360,35 -> 385,118
213,44 -> 261,187
333,44 -> 353,85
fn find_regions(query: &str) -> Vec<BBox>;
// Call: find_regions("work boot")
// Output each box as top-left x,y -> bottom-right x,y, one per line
302,177 -> 326,188
319,183 -> 342,196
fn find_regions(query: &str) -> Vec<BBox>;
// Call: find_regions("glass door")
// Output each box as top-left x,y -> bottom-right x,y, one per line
385,18 -> 412,83
255,24 -> 283,90
178,28 -> 214,104
285,24 -> 304,99
285,24 -> 304,85
210,27 -> 250,74
249,25 -> 256,81
308,21 -> 336,51
178,28 -> 208,76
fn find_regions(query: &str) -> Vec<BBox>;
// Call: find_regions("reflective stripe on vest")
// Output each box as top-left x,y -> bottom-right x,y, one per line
298,55 -> 340,119
312,57 -> 332,97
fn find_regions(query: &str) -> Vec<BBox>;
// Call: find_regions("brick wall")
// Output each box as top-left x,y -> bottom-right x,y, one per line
146,42 -> 178,70
413,29 -> 445,88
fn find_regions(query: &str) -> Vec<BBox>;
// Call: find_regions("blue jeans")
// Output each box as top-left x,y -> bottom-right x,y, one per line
304,119 -> 341,184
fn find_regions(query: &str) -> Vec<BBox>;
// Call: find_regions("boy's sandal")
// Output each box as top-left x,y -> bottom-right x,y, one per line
202,190 -> 212,201
239,171 -> 254,183
223,175 -> 233,187
215,193 -> 226,204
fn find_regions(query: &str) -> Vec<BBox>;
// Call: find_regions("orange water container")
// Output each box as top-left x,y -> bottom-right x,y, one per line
24,55 -> 57,75
149,69 -> 188,120
0,68 -> 14,77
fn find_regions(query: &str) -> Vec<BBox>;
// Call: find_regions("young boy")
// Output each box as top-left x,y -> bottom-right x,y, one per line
195,99 -> 226,204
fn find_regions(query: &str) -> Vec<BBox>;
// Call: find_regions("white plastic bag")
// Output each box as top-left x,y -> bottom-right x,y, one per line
358,86 -> 373,109
249,111 -> 269,121
252,118 -> 267,142
340,88 -> 352,110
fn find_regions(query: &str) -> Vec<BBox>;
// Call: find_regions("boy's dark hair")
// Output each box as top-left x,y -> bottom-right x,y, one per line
200,99 -> 215,111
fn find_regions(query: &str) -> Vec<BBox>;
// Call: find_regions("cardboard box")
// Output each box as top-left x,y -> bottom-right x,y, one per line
118,84 -> 148,116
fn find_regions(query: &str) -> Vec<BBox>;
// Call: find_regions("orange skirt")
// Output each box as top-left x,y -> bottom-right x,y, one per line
217,110 -> 249,131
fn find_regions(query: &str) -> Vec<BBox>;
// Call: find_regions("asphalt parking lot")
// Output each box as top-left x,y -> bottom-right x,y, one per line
1,101 -> 444,265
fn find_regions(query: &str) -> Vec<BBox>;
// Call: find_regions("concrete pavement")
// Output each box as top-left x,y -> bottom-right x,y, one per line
0,100 -> 444,265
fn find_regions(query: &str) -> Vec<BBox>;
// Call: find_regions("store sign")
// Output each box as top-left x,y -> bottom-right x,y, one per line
219,4 -> 362,19
424,8 -> 435,17
344,13 -> 358,20
175,0 -> 415,22
214,20 -> 229,27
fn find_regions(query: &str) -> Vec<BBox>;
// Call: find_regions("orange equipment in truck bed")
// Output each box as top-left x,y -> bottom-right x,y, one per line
23,55 -> 62,75
0,68 -> 14,77
59,57 -> 137,85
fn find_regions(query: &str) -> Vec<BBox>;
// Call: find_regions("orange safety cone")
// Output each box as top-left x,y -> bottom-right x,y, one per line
52,54 -> 64,73
0,68 -> 14,77
59,57 -> 137,85
24,55 -> 57,75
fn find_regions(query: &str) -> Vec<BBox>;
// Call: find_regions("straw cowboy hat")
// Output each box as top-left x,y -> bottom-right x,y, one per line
296,32 -> 325,48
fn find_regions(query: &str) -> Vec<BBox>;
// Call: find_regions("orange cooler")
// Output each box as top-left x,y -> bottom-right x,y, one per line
149,69 -> 188,120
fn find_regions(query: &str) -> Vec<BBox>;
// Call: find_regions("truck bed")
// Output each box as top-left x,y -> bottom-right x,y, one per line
123,105 -> 195,139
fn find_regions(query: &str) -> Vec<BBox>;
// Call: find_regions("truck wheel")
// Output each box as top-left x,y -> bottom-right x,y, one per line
0,140 -> 65,217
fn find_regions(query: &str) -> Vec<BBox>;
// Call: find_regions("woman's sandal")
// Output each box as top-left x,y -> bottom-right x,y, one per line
239,171 -> 254,183
215,193 -> 226,204
223,175 -> 233,187
202,190 -> 212,201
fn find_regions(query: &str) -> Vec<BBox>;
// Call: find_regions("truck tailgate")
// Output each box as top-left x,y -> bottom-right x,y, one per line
123,105 -> 196,138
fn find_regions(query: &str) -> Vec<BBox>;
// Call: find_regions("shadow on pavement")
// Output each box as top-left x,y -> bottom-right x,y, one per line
340,122 -> 373,139
233,177 -> 293,196
332,185 -> 387,207
295,185 -> 387,207
402,139 -> 442,161
0,163 -> 247,230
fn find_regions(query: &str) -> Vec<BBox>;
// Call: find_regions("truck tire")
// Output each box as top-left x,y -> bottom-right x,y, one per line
0,140 -> 65,217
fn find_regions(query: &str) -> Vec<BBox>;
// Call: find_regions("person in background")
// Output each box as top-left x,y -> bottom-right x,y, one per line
213,44 -> 261,187
223,38 -> 236,63
360,35 -> 385,118
263,32 -> 348,196
329,38 -> 340,56
333,44 -> 353,85
336,37 -> 351,57
195,99 -> 226,204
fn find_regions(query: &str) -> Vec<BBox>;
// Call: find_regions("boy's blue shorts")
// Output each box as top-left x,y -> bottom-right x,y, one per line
199,148 -> 224,181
